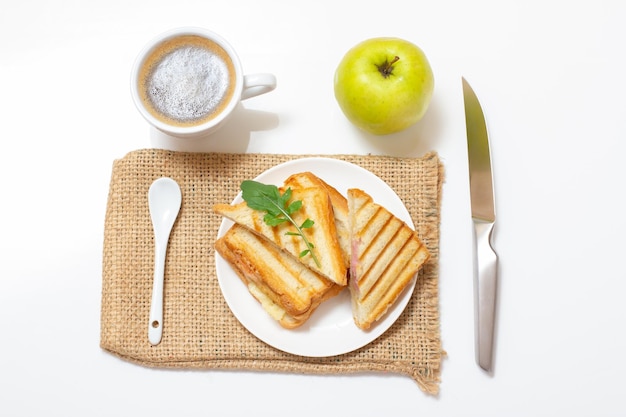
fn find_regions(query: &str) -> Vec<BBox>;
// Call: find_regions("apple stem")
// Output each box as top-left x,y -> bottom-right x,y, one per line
379,56 -> 400,78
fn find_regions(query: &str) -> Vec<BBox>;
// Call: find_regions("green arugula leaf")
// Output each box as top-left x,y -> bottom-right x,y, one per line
240,180 -> 320,267
300,219 -> 314,229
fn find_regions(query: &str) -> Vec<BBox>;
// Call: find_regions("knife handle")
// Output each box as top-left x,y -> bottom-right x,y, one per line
473,221 -> 498,373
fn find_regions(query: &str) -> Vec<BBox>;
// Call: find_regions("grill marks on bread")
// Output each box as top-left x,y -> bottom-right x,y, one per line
348,188 -> 430,330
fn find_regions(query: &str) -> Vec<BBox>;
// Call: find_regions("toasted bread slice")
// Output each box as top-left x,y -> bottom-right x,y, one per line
348,188 -> 430,330
214,186 -> 347,286
215,224 -> 341,329
283,172 -> 350,269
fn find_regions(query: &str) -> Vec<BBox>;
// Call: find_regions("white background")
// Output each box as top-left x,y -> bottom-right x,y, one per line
1,0 -> 625,416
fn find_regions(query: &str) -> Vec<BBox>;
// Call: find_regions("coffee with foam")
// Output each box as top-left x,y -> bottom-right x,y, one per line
137,35 -> 237,127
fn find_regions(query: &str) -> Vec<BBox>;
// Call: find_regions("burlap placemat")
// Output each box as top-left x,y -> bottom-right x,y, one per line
100,148 -> 444,394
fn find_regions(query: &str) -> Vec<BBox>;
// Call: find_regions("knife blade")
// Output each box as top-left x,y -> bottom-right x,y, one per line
462,77 -> 498,373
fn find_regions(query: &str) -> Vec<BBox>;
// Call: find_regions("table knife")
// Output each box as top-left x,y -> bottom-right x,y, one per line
462,77 -> 498,373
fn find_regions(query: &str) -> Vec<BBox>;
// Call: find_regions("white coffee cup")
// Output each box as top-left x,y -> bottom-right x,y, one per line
131,27 -> 277,138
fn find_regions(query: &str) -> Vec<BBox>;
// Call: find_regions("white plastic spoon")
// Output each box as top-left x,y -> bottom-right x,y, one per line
148,177 -> 182,345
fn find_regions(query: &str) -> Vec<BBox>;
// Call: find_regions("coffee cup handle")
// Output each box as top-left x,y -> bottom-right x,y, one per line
241,73 -> 277,100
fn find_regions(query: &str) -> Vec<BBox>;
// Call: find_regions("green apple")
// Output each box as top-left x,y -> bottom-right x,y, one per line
334,37 -> 434,135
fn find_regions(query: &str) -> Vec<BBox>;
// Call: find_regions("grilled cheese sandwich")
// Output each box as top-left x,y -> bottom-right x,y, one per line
283,172 -> 350,269
347,188 -> 430,330
214,185 -> 347,286
215,224 -> 342,329
213,173 -> 429,331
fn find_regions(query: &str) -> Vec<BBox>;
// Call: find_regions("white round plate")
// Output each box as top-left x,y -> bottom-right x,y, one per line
215,157 -> 416,357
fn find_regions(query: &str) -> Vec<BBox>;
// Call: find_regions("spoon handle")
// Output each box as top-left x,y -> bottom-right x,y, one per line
148,238 -> 167,345
147,177 -> 182,346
